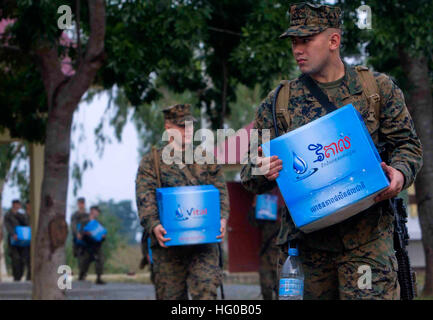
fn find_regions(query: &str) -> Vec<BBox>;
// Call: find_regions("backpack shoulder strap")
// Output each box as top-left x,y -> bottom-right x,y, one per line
355,66 -> 381,121
273,80 -> 292,136
179,165 -> 200,185
151,146 -> 162,188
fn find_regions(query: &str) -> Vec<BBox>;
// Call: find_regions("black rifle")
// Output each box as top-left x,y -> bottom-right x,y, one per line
389,197 -> 417,300
378,142 -> 417,300
218,243 -> 225,300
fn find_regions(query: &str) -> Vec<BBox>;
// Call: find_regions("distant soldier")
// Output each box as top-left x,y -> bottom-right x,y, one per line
248,193 -> 281,300
135,104 -> 230,300
4,199 -> 31,281
77,205 -> 106,284
70,197 -> 88,258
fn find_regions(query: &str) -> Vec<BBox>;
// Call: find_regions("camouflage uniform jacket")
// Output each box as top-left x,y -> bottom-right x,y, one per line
136,145 -> 230,248
70,211 -> 89,237
241,64 -> 423,252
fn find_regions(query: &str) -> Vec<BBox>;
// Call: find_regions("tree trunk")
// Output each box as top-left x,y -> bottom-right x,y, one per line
399,50 -> 433,296
221,60 -> 228,127
32,0 -> 106,299
0,179 -> 7,281
31,109 -> 73,299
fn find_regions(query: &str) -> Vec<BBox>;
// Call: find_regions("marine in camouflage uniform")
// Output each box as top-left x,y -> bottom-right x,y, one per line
76,206 -> 106,284
248,194 -> 281,300
241,2 -> 423,300
135,104 -> 230,300
4,200 -> 31,281
70,197 -> 89,258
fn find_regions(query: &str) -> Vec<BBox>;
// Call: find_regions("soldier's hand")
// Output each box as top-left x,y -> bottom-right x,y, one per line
374,162 -> 405,202
77,233 -> 83,240
257,146 -> 282,181
13,234 -> 18,241
217,218 -> 227,241
153,224 -> 171,248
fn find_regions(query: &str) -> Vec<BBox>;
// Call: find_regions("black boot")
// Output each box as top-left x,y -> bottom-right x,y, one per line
95,274 -> 106,285
78,272 -> 86,281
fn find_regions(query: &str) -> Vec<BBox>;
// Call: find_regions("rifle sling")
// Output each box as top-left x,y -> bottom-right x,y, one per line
152,146 -> 162,188
299,73 -> 338,114
178,164 -> 200,185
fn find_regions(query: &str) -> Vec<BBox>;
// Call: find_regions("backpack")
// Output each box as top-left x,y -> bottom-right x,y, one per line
273,66 -> 381,134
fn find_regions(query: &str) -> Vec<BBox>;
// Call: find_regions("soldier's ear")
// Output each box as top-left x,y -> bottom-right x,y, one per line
329,34 -> 340,51
328,28 -> 341,51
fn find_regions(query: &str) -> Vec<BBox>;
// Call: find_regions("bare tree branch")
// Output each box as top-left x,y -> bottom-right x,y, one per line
0,44 -> 21,52
208,26 -> 242,37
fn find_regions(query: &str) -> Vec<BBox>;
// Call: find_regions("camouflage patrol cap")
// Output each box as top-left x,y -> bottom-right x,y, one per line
162,104 -> 197,126
279,2 -> 342,39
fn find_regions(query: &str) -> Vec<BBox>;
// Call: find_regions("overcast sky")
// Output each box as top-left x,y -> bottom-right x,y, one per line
2,91 -> 141,223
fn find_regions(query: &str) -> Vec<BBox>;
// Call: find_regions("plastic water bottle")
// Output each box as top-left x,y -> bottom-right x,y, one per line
279,245 -> 304,300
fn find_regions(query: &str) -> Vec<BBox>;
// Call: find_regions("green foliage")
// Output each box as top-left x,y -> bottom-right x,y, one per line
98,0 -> 210,106
337,0 -> 433,90
225,83 -> 263,131
70,159 -> 93,197
132,87 -> 201,156
1,0 -> 301,146
232,0 -> 297,96
0,0 -> 71,142
95,199 -> 140,244
97,207 -> 124,262
0,143 -> 29,202
0,57 -> 47,143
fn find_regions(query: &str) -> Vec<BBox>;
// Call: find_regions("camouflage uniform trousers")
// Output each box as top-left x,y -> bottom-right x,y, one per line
8,244 -> 31,281
77,244 -> 105,278
152,243 -> 222,300
277,229 -> 399,300
259,244 -> 280,300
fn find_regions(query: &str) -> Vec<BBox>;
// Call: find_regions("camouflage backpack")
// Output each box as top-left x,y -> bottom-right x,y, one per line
273,66 -> 381,132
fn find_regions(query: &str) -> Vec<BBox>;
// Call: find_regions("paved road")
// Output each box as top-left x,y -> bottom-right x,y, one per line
0,281 -> 262,300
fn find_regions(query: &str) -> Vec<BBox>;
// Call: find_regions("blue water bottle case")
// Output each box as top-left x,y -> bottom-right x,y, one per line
10,226 -> 31,247
255,194 -> 278,221
83,220 -> 107,242
262,104 -> 389,233
156,185 -> 221,246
